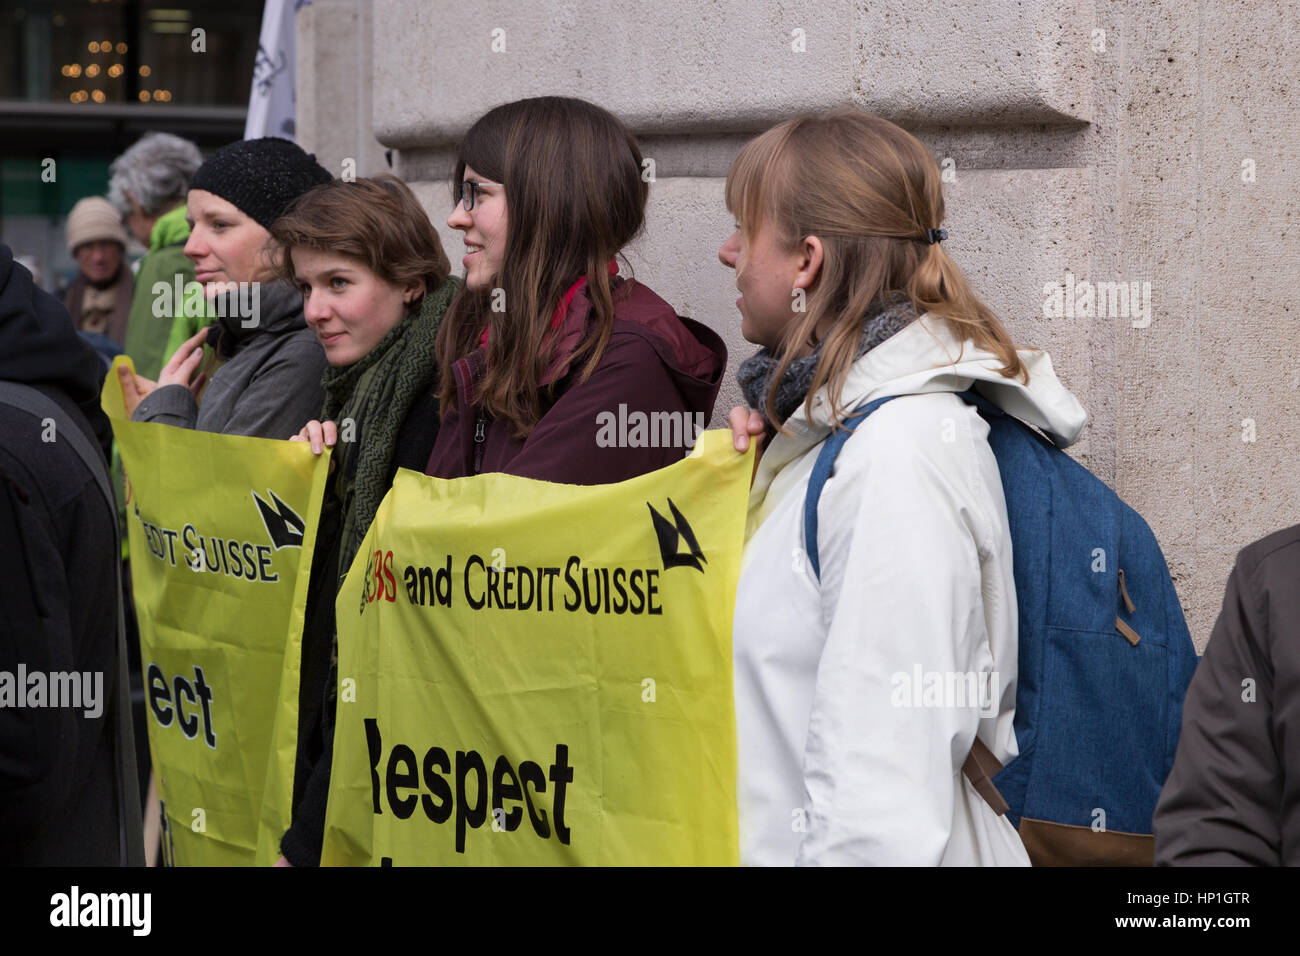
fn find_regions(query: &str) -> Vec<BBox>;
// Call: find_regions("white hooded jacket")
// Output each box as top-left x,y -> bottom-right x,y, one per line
734,312 -> 1088,866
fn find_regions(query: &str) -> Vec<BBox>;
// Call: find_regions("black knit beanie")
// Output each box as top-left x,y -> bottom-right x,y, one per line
190,137 -> 332,230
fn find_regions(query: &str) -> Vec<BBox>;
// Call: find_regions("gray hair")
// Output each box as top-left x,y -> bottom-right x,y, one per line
107,131 -> 204,217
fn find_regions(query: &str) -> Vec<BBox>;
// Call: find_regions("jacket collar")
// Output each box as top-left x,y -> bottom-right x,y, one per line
539,282 -> 598,386
149,204 -> 190,252
750,312 -> 1089,505
207,278 -> 305,358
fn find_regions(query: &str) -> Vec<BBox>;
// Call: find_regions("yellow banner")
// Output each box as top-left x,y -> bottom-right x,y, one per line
103,357 -> 330,865
321,431 -> 749,866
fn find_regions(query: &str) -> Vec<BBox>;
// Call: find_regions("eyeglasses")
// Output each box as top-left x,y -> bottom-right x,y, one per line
456,179 -> 502,211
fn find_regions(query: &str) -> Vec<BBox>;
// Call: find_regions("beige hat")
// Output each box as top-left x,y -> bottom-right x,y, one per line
65,196 -> 128,254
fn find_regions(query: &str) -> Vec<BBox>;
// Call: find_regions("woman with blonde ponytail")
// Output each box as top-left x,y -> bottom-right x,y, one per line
721,109 -> 1088,865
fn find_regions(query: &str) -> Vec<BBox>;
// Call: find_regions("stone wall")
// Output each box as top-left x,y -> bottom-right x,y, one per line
298,0 -> 1300,648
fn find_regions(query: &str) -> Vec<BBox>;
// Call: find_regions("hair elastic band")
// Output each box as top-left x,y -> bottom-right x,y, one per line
925,228 -> 947,244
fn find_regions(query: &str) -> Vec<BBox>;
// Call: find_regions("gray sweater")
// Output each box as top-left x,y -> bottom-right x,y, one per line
132,279 -> 326,439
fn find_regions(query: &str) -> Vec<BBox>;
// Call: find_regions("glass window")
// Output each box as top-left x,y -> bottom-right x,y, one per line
2,1 -> 263,106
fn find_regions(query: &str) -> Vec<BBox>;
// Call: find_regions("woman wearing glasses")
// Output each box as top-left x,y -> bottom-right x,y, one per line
272,98 -> 725,865
425,95 -> 726,483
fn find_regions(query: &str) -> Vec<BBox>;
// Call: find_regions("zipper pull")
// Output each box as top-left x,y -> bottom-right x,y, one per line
1115,567 -> 1140,646
473,416 -> 486,473
1118,568 -> 1136,613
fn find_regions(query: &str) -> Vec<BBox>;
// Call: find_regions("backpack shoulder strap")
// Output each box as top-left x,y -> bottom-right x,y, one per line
803,394 -> 899,581
804,387 -> 1026,579
0,381 -> 145,866
801,387 -> 1012,818
955,386 -> 1004,420
0,383 -> 113,513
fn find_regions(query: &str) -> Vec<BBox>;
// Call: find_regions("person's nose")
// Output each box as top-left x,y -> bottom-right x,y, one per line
447,201 -> 472,231
719,231 -> 740,269
302,289 -> 330,324
183,230 -> 206,262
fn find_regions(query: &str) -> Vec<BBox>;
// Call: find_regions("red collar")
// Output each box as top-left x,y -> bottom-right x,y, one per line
479,260 -> 619,349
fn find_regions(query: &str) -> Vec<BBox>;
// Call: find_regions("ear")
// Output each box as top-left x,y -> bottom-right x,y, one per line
402,280 -> 424,304
793,235 -> 824,291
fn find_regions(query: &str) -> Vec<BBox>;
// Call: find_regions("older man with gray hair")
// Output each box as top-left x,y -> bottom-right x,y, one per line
109,132 -> 204,380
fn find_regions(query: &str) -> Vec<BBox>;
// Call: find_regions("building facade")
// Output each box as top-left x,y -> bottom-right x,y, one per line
297,0 -> 1300,649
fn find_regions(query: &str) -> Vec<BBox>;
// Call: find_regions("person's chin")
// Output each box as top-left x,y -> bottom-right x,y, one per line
322,340 -> 359,366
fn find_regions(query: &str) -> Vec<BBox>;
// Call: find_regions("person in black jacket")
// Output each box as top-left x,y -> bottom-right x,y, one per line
0,243 -> 141,864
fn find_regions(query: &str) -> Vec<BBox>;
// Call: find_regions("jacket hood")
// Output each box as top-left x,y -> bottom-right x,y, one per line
149,203 -> 191,252
792,311 -> 1087,445
546,277 -> 726,412
665,313 -> 728,416
0,243 -> 112,445
750,312 -> 1088,507
210,277 -> 306,356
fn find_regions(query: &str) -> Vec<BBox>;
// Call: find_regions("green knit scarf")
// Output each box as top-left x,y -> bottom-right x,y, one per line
320,275 -> 460,588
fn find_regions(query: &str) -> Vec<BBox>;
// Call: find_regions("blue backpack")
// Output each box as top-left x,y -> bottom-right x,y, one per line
803,388 -> 1199,865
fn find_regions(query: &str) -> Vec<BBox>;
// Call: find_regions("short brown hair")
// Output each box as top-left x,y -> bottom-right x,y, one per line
270,174 -> 451,304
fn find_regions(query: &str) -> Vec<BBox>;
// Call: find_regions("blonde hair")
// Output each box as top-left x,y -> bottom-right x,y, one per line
725,108 -> 1027,428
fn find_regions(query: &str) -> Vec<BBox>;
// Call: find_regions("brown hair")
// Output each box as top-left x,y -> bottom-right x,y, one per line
725,109 -> 1027,429
435,96 -> 648,435
269,174 -> 451,305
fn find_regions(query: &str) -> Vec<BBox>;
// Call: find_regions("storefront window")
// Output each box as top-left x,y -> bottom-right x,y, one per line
1,2 -> 264,290
2,1 -> 262,106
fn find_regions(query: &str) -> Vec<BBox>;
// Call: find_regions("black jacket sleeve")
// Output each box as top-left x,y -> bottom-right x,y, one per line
0,464 -> 78,847
279,390 -> 441,866
280,719 -> 334,866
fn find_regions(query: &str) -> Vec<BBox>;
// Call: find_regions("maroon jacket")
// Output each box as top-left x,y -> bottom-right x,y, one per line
425,278 -> 726,483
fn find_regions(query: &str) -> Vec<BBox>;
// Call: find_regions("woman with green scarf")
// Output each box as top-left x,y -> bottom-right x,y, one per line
268,175 -> 460,866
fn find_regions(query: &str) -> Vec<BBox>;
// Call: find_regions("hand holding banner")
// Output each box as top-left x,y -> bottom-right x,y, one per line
322,430 -> 750,866
104,356 -> 330,865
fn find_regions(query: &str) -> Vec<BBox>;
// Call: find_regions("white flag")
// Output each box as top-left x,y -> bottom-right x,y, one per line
245,0 -> 310,141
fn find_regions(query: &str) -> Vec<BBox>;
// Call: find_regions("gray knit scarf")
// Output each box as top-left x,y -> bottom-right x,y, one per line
736,296 -> 918,425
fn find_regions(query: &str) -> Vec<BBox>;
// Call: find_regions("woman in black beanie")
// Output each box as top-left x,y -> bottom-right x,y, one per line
119,137 -> 332,439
